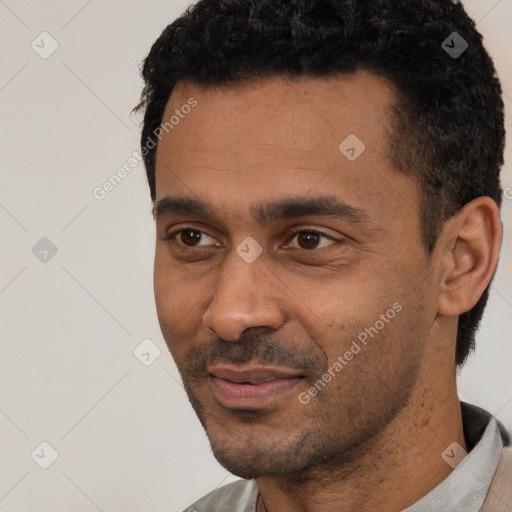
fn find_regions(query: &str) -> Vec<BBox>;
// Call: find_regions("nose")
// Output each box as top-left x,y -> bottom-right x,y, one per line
202,249 -> 286,341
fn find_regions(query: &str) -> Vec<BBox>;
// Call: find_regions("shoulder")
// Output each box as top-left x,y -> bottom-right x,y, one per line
182,479 -> 259,512
492,445 -> 512,480
481,445 -> 512,511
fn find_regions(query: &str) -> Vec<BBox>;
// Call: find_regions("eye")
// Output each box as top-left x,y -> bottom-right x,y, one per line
286,228 -> 339,250
164,228 -> 219,248
163,226 -> 340,251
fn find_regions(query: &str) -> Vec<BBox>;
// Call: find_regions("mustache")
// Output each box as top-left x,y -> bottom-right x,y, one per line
183,335 -> 327,377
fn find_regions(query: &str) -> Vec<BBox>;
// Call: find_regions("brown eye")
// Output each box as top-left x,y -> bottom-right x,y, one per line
288,229 -> 338,251
179,229 -> 203,246
165,228 -> 218,248
296,231 -> 322,250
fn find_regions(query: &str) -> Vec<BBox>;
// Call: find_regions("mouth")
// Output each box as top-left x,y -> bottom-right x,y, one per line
208,365 -> 305,409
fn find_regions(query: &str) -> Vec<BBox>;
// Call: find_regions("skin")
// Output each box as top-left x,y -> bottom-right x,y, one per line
152,71 -> 502,512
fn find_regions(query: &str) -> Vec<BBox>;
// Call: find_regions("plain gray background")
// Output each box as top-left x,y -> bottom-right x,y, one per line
1,1 -> 511,510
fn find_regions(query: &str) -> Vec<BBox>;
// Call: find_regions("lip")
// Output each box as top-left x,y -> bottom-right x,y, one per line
208,365 -> 304,409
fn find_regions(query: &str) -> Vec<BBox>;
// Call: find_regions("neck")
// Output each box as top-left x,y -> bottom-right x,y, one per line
256,380 -> 465,512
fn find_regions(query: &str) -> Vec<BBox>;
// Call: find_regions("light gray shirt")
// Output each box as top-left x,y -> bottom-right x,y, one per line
184,415 -> 505,512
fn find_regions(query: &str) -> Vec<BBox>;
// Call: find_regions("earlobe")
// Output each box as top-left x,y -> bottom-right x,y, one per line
437,197 -> 502,317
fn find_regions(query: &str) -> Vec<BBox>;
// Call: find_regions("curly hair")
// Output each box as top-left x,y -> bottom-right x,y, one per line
136,0 -> 505,367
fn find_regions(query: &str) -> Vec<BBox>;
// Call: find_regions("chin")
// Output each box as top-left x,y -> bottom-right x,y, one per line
210,443 -> 294,479
204,420 -> 327,479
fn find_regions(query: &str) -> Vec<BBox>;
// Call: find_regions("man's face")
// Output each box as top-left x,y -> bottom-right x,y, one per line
153,72 -> 440,478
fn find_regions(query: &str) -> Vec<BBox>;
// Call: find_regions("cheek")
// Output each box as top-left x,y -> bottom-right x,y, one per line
301,259 -> 427,364
153,248 -> 212,360
153,246 -> 191,314
153,250 -> 189,356
153,249 -> 174,320
301,267 -> 395,330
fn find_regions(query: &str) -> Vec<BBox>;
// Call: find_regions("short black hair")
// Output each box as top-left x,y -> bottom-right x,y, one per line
136,0 -> 505,367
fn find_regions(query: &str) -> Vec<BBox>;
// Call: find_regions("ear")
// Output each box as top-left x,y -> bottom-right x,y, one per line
437,197 -> 502,317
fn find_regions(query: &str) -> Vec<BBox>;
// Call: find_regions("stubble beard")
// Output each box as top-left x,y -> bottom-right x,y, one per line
180,369 -> 418,481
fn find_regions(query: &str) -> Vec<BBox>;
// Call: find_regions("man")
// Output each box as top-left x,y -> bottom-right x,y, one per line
135,0 -> 511,510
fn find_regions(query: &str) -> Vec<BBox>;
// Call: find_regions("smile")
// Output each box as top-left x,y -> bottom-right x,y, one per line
208,365 -> 305,408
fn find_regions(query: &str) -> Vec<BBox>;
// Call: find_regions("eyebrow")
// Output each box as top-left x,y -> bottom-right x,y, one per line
152,195 -> 369,226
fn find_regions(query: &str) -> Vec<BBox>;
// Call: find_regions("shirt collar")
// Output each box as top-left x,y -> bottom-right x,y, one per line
403,404 -> 505,512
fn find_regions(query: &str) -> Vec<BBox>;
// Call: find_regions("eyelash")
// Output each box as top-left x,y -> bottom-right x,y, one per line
163,226 -> 339,250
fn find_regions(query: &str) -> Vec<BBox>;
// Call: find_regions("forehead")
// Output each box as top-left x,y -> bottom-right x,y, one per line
159,71 -> 396,166
153,72 -> 417,231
